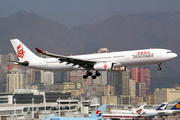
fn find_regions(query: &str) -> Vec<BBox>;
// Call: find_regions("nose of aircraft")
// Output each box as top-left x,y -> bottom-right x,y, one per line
172,53 -> 178,59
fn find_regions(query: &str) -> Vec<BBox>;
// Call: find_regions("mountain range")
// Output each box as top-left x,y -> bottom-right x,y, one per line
1,11 -> 180,91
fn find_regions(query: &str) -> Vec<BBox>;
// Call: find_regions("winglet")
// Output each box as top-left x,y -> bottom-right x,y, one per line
35,48 -> 43,53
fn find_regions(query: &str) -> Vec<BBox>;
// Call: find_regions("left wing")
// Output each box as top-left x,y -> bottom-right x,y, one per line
35,48 -> 97,68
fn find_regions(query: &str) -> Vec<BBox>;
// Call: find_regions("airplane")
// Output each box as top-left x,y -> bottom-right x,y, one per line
157,101 -> 180,118
10,39 -> 177,79
137,102 -> 169,120
103,102 -> 168,119
42,104 -> 106,120
103,104 -> 145,119
133,102 -> 180,120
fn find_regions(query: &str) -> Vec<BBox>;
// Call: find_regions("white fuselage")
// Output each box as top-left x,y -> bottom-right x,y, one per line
27,48 -> 177,71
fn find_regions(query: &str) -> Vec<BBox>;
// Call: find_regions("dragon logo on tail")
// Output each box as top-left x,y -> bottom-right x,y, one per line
17,43 -> 26,59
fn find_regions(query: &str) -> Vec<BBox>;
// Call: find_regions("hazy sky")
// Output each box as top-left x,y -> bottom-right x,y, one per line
1,0 -> 180,28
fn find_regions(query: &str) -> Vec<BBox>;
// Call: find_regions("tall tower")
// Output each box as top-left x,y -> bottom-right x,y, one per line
7,69 -> 24,92
131,67 -> 139,83
139,68 -> 145,83
54,71 -> 68,83
108,68 -> 130,96
145,68 -> 150,95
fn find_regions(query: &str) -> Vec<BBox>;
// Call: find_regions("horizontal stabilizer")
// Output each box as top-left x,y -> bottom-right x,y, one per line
7,60 -> 29,66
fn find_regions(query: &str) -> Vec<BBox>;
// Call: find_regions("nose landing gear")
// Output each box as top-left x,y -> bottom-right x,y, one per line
158,63 -> 162,71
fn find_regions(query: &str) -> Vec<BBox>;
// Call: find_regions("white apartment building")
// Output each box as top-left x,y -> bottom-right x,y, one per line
154,88 -> 180,103
7,69 -> 24,92
129,79 -> 136,96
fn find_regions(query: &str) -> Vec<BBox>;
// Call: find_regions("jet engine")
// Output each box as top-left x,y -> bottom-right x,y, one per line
111,66 -> 127,71
93,62 -> 113,71
93,62 -> 127,71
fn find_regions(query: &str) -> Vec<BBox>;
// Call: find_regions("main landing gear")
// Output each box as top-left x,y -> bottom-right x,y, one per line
83,71 -> 101,79
158,63 -> 162,71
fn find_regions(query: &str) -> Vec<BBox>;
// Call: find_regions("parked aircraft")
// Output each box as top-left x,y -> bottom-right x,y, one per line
10,39 -> 177,79
103,102 -> 168,119
157,101 -> 180,118
42,104 -> 106,120
138,102 -> 168,119
103,104 -> 145,119
134,102 -> 180,119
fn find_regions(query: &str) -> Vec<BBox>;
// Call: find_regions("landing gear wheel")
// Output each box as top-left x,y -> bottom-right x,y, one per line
83,75 -> 88,79
92,75 -> 97,79
158,67 -> 162,71
96,72 -> 101,76
158,63 -> 162,71
87,71 -> 92,76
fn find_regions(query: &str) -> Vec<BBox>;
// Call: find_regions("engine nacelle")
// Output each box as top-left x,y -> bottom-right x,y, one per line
111,66 -> 127,71
93,62 -> 113,71
93,62 -> 127,71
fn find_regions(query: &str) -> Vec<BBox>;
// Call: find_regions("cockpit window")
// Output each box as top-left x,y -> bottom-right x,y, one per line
167,51 -> 172,53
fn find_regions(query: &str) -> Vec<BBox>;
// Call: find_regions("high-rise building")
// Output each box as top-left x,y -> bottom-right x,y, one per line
34,70 -> 41,84
104,85 -> 114,96
4,53 -> 17,66
7,69 -> 24,92
121,68 -> 130,95
43,71 -> 54,85
145,68 -> 150,95
84,84 -> 104,96
131,67 -> 150,95
0,55 -> 5,64
54,72 -> 68,83
24,70 -> 34,84
129,79 -> 136,97
108,68 -> 130,96
107,72 -> 117,86
136,82 -> 146,97
0,71 -> 7,92
92,71 -> 107,85
131,67 -> 139,83
139,68 -> 145,83
101,71 -> 107,85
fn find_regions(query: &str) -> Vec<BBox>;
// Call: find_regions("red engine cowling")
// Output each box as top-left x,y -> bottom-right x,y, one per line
93,62 -> 113,71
